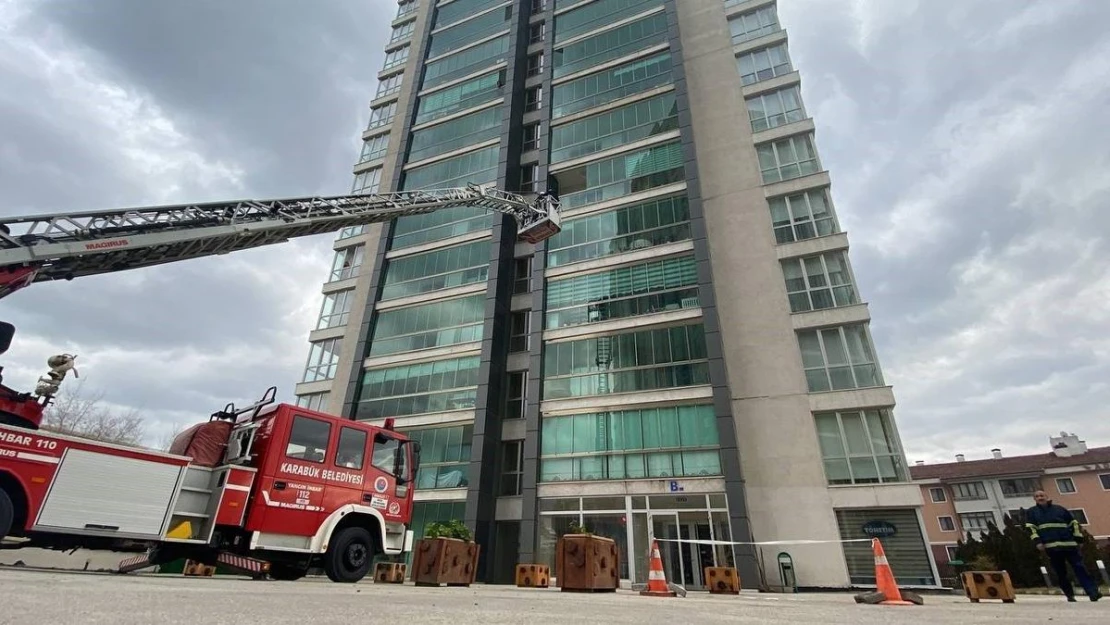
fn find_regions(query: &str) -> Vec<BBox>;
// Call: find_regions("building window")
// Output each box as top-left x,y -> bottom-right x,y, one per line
814,409 -> 906,485
500,441 -> 524,496
376,72 -> 404,99
951,481 -> 988,501
944,545 -> 959,561
797,324 -> 883,392
329,245 -> 365,282
402,144 -> 500,190
352,167 -> 383,194
527,51 -> 545,77
529,21 -> 546,44
504,372 -> 526,419
998,478 -> 1040,497
428,2 -> 512,58
1100,474 -> 1110,490
531,0 -> 547,12
338,225 -> 366,240
359,134 -> 390,163
548,92 -> 679,165
509,311 -> 529,352
737,42 -> 792,85
728,4 -> 779,44
523,124 -> 541,152
367,101 -> 398,130
383,45 -> 410,70
551,51 -> 673,119
368,294 -> 486,357
781,251 -> 859,313
302,338 -> 341,383
552,12 -> 669,80
552,140 -> 685,210
401,424 -> 473,489
929,487 -> 946,503
545,254 -> 699,329
520,162 -> 541,194
391,204 -> 496,250
317,289 -> 354,330
380,239 -> 490,300
355,355 -> 480,420
542,323 -> 710,400
525,86 -> 543,111
422,35 -> 510,90
938,516 -> 956,532
415,70 -> 506,126
513,257 -> 532,294
959,511 -> 996,533
1070,509 -> 1089,525
1056,477 -> 1077,494
540,404 -> 722,482
769,188 -> 837,244
553,0 -> 661,45
407,106 -> 502,164
746,85 -> 804,133
390,20 -> 415,43
295,392 -> 329,412
546,194 -> 691,268
397,0 -> 418,19
756,134 -> 819,184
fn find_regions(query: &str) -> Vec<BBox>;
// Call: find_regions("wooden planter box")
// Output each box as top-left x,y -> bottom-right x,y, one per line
411,537 -> 480,587
960,570 -> 1016,603
515,563 -> 551,588
555,534 -> 619,593
374,562 -> 407,584
705,567 -> 740,594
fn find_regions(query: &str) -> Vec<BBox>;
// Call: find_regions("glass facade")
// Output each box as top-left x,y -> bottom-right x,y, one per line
290,0 -> 927,591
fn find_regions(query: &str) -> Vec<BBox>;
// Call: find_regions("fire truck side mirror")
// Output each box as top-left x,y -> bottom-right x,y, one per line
0,321 -> 13,355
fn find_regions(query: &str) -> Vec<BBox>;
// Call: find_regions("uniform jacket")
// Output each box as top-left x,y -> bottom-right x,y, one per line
1024,501 -> 1083,550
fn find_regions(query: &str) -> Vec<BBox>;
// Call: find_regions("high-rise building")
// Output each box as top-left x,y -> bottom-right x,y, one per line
294,0 -> 938,589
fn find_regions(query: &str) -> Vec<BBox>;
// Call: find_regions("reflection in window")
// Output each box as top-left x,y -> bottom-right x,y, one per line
797,324 -> 883,392
540,404 -> 721,481
286,416 -> 332,463
546,255 -> 699,329
546,194 -> 690,267
355,356 -> 481,419
401,424 -> 473,489
369,294 -> 486,356
381,240 -> 490,300
814,409 -> 906,485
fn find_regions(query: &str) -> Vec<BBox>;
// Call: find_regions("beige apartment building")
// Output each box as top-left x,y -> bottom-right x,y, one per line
291,0 -> 937,589
912,432 -> 1110,572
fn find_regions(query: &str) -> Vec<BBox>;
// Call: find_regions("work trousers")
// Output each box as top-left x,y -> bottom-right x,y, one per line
1048,547 -> 1099,599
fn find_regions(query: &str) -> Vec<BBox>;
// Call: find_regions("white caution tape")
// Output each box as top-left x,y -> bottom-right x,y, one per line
652,537 -> 874,547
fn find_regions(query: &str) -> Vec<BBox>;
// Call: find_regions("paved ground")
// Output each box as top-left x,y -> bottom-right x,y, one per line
0,568 -> 1105,625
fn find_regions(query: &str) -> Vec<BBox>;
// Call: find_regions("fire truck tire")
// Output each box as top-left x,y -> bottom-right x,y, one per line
0,487 -> 13,539
323,526 -> 375,583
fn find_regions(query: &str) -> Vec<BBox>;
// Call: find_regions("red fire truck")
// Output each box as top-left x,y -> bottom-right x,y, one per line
0,183 -> 562,582
0,382 -> 422,583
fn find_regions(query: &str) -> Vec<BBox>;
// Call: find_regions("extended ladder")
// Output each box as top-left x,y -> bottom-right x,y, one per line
0,184 -> 560,299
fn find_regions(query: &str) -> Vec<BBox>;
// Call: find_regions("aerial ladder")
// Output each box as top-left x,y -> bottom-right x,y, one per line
0,183 -> 561,428
0,183 -> 560,300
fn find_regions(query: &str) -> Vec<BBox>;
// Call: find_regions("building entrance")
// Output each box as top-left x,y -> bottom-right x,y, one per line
649,511 -> 717,589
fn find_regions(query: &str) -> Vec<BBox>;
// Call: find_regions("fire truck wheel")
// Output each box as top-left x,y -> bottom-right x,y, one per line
0,487 -> 13,539
323,526 -> 375,583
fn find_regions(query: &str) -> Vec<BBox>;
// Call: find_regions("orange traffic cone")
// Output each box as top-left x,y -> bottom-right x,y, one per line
640,540 -> 677,597
872,538 -> 913,606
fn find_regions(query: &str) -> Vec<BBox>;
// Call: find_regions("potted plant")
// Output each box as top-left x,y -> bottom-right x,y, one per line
555,521 -> 619,592
411,519 -> 481,587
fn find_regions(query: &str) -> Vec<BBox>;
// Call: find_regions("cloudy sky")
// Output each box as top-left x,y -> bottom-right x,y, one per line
1,0 -> 1107,465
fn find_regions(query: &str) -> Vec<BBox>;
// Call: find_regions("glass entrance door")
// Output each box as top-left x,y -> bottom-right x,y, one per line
649,511 -> 716,590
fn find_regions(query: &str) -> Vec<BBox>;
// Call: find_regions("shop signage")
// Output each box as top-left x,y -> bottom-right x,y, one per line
862,520 -> 897,538
668,480 -> 686,492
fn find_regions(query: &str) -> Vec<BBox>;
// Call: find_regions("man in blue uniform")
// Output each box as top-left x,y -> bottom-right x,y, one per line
1024,490 -> 1102,602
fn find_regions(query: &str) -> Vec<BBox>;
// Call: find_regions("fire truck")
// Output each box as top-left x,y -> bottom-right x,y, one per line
0,184 -> 562,582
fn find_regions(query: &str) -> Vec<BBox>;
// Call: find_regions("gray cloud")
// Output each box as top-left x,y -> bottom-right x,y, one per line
781,0 -> 1110,461
0,0 -> 392,446
2,0 -> 1108,467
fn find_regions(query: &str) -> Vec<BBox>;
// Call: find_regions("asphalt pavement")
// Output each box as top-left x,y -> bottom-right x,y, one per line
0,568 -> 1105,624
